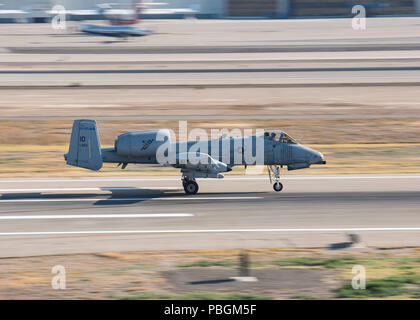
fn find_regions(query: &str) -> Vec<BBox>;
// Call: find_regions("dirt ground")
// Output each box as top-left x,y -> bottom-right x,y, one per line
163,268 -> 334,299
0,248 -> 419,300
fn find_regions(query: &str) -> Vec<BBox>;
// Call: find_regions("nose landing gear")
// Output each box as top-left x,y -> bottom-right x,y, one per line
273,181 -> 283,192
182,177 -> 199,195
268,165 -> 283,192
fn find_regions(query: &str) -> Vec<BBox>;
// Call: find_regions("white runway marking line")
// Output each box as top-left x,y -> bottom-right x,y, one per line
0,213 -> 194,220
0,196 -> 262,203
0,227 -> 419,236
0,187 -> 179,192
0,174 -> 420,183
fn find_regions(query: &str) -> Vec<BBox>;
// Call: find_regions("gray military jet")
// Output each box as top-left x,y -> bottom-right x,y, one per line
64,120 -> 326,194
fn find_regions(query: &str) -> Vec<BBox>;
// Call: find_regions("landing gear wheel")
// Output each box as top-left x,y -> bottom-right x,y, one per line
273,182 -> 283,192
184,180 -> 199,195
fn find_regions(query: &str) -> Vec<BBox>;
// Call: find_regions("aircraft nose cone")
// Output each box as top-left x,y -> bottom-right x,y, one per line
227,166 -> 232,172
311,151 -> 326,164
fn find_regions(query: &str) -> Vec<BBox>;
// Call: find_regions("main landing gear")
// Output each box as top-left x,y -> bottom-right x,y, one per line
182,177 -> 199,195
268,165 -> 283,192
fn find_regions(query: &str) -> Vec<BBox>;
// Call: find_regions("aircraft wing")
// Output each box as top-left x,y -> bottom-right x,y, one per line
79,23 -> 152,36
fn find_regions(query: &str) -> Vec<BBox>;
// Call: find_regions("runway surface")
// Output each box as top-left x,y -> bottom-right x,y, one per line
0,19 -> 419,257
0,174 -> 419,257
3,18 -> 420,86
3,66 -> 420,86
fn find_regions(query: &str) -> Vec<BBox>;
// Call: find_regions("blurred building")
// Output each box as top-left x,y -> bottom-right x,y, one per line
0,0 -> 419,19
288,0 -> 417,16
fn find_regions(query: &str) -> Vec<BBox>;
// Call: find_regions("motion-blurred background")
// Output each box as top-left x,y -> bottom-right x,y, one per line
1,0 -> 420,20
0,0 -> 419,300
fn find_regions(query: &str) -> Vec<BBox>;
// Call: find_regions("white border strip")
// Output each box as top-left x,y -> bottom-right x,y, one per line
0,213 -> 194,220
0,227 -> 419,236
0,196 -> 262,203
0,187 -> 179,192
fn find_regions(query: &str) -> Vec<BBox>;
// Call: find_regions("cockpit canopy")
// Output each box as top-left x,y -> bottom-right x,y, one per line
263,130 -> 298,144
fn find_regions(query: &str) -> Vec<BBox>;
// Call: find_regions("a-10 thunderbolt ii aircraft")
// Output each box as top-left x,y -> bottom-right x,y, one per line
65,120 -> 326,195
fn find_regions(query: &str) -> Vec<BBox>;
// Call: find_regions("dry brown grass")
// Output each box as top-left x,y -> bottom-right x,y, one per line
0,119 -> 419,177
0,142 -> 418,177
0,118 -> 419,145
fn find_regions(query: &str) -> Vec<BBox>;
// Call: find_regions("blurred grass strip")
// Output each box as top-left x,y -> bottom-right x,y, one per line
111,292 -> 272,300
0,143 -> 419,177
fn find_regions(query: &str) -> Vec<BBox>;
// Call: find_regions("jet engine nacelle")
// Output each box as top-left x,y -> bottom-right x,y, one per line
115,129 -> 171,158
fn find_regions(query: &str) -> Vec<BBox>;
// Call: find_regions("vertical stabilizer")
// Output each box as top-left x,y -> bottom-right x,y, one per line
66,119 -> 103,171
